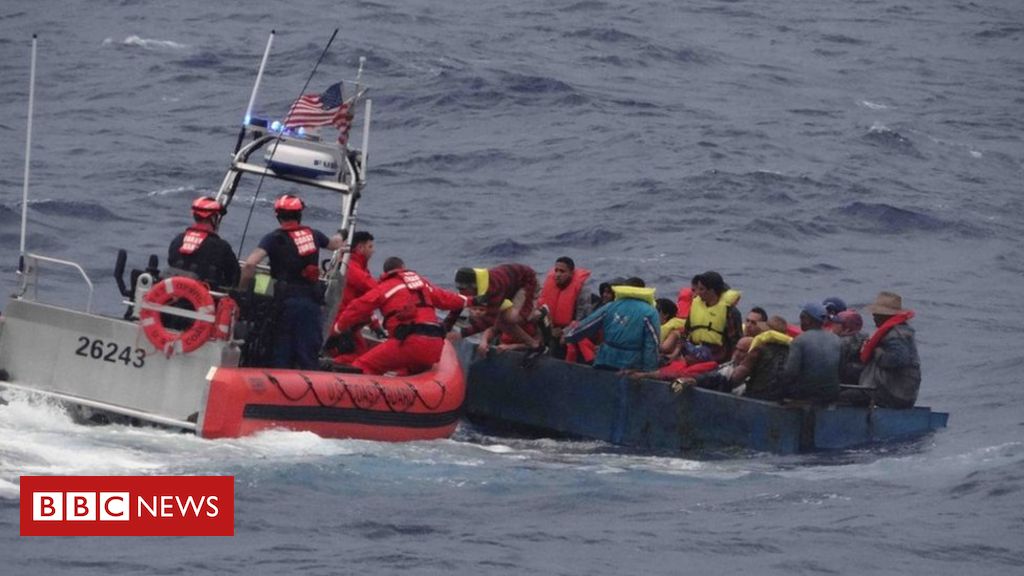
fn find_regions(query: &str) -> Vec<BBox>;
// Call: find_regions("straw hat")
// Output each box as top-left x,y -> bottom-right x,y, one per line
865,291 -> 905,315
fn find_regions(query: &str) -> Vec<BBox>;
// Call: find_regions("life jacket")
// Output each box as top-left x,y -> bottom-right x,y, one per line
660,316 -> 686,342
676,287 -> 693,319
749,329 -> 793,351
380,269 -> 436,330
612,285 -> 656,305
687,295 -> 730,346
860,311 -> 915,364
270,222 -> 320,284
538,267 -> 591,327
179,225 -> 211,255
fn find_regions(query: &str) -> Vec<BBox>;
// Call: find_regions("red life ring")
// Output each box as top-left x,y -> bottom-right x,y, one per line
139,277 -> 216,355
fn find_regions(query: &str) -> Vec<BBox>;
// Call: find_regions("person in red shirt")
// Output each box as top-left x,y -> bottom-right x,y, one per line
330,231 -> 382,362
329,257 -> 469,375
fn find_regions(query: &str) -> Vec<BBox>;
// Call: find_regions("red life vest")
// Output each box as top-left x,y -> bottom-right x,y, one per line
179,226 -> 211,255
498,318 -> 539,345
860,311 -> 915,363
538,267 -> 590,327
379,270 -> 437,331
286,226 -> 318,256
676,287 -> 693,319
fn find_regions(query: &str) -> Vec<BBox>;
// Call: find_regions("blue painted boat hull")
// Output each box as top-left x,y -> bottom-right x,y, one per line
457,343 -> 948,454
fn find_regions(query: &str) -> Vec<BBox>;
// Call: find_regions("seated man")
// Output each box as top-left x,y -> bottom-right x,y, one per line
744,306 -> 768,338
829,309 -> 867,385
563,278 -> 660,372
329,257 -> 469,375
781,303 -> 841,403
731,316 -> 792,400
536,256 -> 592,358
844,291 -> 921,408
670,336 -> 753,392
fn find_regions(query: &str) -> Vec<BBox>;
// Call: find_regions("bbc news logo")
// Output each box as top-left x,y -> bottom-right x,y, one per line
21,476 -> 233,536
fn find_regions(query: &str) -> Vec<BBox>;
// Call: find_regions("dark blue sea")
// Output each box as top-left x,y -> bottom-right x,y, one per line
1,0 -> 1023,573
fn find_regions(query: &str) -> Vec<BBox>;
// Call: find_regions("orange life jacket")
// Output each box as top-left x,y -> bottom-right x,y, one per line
538,267 -> 590,327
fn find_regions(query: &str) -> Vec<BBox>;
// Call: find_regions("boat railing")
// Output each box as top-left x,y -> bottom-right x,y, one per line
17,252 -> 95,313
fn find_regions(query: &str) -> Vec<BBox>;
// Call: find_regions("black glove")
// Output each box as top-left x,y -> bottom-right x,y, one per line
324,331 -> 356,356
470,294 -> 489,307
372,326 -> 388,339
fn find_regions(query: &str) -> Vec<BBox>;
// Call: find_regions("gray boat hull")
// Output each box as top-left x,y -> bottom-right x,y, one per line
0,298 -> 236,430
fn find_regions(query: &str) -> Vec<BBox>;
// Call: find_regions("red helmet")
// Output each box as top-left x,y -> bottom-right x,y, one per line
191,196 -> 224,219
274,194 -> 305,213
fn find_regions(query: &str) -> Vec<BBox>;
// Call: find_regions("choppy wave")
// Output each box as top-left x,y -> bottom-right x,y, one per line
478,238 -> 534,258
104,35 -> 189,51
864,123 -> 924,158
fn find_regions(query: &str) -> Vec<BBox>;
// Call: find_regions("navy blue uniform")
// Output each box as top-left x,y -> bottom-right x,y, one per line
257,222 -> 331,370
168,225 -> 240,289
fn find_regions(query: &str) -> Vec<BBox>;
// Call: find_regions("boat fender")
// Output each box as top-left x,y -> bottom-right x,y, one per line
213,296 -> 238,341
139,277 -> 216,356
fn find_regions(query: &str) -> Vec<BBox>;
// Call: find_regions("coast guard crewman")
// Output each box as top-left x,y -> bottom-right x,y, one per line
167,196 -> 239,289
330,257 -> 469,375
240,194 -> 346,370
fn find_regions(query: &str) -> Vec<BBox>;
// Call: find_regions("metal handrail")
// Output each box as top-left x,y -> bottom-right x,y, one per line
22,252 -> 96,313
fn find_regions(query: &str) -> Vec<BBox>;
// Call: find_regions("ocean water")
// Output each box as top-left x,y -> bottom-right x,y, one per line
1,0 -> 1023,574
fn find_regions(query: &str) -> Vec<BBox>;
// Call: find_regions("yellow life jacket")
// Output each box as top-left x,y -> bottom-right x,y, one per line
660,316 -> 686,342
749,329 -> 793,351
687,295 -> 730,346
612,285 -> 656,306
472,267 -> 489,297
722,288 -> 741,306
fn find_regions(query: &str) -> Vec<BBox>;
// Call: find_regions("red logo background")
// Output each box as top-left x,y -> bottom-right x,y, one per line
20,476 -> 234,536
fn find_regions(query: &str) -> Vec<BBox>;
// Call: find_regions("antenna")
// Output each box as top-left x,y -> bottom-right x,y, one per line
19,34 -> 38,268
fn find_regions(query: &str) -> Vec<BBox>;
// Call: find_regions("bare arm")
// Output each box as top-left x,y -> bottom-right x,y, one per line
239,247 -> 268,289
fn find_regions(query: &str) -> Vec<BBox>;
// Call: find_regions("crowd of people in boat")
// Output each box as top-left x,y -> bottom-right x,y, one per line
168,193 -> 922,410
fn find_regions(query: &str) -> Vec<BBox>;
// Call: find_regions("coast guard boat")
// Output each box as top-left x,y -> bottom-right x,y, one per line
0,35 -> 464,441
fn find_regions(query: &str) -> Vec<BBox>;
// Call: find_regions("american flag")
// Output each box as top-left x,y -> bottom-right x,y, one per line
283,81 -> 352,144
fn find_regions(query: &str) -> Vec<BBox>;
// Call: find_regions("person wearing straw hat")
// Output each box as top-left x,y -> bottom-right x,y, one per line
844,291 -> 921,408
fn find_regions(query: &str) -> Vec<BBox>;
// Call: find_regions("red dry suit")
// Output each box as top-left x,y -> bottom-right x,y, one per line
330,251 -> 379,363
333,268 -> 468,375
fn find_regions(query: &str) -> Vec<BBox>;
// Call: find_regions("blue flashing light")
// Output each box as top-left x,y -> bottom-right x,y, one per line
297,127 -> 306,137
270,120 -> 282,132
243,114 -> 251,125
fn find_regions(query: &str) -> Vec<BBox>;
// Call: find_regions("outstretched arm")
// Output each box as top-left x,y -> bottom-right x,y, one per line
239,247 -> 268,289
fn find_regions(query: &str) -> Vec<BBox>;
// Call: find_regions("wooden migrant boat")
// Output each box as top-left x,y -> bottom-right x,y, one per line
456,341 -> 948,454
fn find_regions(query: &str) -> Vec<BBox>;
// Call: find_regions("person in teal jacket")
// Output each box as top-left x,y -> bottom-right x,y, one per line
563,278 -> 660,371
